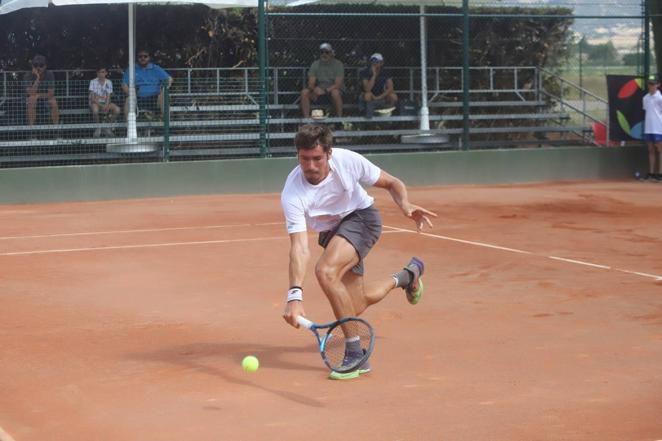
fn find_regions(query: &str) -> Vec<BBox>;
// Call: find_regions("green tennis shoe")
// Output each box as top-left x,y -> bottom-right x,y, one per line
406,278 -> 424,305
328,351 -> 371,380
328,365 -> 371,380
404,257 -> 425,305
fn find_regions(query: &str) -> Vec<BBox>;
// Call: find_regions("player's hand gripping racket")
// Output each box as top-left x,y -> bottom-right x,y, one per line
296,315 -> 375,373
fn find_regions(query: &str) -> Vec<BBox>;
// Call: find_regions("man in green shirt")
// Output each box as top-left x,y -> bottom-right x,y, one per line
300,43 -> 345,118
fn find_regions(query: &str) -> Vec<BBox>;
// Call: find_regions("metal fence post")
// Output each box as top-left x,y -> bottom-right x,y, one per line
258,0 -> 269,158
462,0 -> 470,150
163,85 -> 170,161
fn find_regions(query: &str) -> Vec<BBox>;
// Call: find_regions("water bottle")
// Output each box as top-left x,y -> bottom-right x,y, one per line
634,171 -> 641,180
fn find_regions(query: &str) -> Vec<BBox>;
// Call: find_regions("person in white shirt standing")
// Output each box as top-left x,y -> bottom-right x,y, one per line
642,75 -> 662,181
281,124 -> 437,380
89,67 -> 120,137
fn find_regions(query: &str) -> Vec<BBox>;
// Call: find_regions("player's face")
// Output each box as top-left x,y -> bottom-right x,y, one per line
648,82 -> 658,93
298,144 -> 331,185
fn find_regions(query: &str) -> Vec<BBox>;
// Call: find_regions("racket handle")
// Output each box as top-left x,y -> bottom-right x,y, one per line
296,315 -> 314,329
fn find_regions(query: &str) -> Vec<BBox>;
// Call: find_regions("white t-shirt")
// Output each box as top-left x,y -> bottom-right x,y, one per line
643,90 -> 662,134
89,78 -> 113,104
281,148 -> 382,234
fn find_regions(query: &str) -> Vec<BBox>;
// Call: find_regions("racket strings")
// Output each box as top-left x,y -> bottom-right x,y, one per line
323,320 -> 372,371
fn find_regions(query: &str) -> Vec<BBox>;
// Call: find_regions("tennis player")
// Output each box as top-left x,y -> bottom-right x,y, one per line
281,124 -> 437,380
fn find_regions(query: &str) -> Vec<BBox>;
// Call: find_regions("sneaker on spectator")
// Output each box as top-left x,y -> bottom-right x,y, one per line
93,128 -> 101,138
103,128 -> 114,137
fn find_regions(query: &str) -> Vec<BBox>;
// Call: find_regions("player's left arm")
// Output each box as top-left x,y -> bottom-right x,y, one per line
373,170 -> 437,231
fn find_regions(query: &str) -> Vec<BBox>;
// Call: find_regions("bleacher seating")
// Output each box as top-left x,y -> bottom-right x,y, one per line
0,65 -> 592,167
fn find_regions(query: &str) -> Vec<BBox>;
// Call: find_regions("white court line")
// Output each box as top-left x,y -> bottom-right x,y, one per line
0,236 -> 285,257
547,256 -> 612,270
385,225 -> 533,255
384,225 -> 662,282
616,269 -> 662,281
0,222 -> 284,241
0,425 -> 16,441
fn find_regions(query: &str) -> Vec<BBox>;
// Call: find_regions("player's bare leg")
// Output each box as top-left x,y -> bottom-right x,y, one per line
342,271 -> 395,316
315,235 -> 360,321
315,235 -> 374,379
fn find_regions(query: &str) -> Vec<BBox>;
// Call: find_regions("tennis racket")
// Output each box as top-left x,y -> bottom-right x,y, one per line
296,315 -> 375,373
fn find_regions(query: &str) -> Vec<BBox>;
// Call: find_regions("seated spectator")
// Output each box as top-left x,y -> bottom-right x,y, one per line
24,55 -> 60,125
121,50 -> 173,120
300,42 -> 345,118
89,67 -> 120,137
359,53 -> 398,118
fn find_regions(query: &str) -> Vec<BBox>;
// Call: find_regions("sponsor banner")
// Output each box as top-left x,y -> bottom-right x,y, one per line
607,75 -> 645,141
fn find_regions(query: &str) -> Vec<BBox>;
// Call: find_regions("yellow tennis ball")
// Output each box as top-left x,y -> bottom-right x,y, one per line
242,355 -> 259,373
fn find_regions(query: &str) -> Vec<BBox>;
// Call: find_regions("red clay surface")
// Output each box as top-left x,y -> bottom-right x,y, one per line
1,181 -> 661,441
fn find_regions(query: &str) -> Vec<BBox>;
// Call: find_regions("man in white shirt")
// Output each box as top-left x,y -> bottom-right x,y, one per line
89,67 -> 120,137
281,124 -> 437,380
642,75 -> 662,181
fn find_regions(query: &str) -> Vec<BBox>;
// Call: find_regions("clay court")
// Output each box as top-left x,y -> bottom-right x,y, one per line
1,180 -> 661,441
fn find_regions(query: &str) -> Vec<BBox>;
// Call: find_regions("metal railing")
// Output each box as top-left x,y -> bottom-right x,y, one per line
1,65 -> 541,105
538,67 -> 609,144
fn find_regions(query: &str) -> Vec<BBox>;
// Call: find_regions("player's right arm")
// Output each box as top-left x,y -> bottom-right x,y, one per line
283,231 -> 310,328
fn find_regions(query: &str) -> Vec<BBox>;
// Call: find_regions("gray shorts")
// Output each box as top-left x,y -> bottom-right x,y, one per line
317,205 -> 382,275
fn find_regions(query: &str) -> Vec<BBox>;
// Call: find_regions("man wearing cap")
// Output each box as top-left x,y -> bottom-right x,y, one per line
23,55 -> 60,126
642,75 -> 662,181
359,53 -> 398,118
300,43 -> 345,118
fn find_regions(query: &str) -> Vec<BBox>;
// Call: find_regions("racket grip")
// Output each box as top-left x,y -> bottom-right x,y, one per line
296,315 -> 313,329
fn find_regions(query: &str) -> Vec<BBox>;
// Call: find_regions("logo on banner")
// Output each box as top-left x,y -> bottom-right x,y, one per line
607,75 -> 645,141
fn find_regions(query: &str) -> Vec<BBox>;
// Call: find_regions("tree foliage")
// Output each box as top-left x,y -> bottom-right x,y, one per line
269,4 -> 573,69
0,3 -> 572,73
0,4 -> 257,71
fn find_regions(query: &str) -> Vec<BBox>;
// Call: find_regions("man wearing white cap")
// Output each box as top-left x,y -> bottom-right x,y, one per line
359,53 -> 398,118
300,42 -> 345,118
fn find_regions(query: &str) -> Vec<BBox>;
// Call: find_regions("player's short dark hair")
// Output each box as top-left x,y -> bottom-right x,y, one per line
294,124 -> 333,152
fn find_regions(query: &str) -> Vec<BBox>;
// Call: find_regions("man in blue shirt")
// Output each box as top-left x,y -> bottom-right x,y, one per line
122,50 -> 173,119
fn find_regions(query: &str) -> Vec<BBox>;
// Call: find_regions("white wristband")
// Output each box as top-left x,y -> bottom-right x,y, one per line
287,287 -> 303,303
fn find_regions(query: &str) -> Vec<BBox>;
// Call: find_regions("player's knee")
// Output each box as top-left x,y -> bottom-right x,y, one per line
315,262 -> 339,287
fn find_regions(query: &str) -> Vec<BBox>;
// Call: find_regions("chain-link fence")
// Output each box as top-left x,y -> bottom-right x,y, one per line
0,0 -> 651,167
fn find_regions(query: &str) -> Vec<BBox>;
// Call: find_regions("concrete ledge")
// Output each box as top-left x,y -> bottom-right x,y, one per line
0,145 -> 648,204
